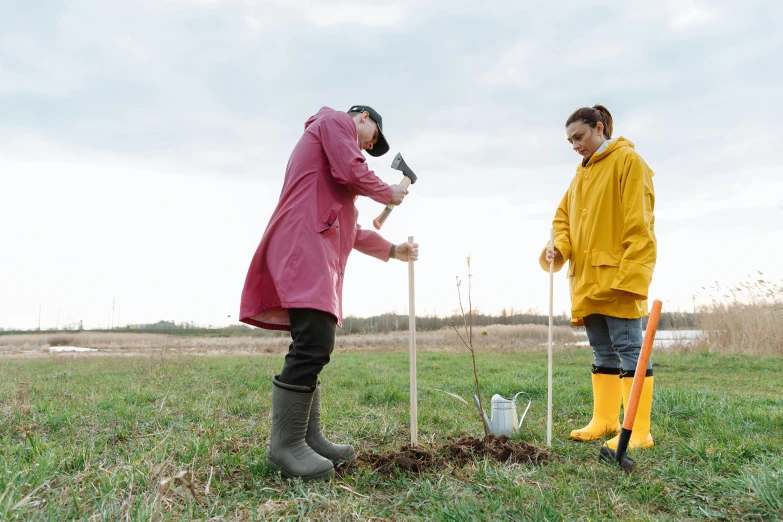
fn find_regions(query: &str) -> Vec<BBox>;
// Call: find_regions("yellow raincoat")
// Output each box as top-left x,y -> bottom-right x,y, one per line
539,137 -> 656,325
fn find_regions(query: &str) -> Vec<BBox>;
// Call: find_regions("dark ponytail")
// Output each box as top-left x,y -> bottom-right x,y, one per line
565,104 -> 613,139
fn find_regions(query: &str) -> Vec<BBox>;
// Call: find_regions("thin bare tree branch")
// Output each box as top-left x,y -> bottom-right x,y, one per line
455,256 -> 488,437
450,321 -> 472,351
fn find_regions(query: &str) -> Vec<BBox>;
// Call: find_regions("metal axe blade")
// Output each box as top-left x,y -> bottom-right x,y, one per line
390,153 -> 417,184
373,153 -> 418,230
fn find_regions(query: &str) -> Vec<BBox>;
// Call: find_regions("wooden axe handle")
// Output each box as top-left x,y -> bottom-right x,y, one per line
373,175 -> 411,230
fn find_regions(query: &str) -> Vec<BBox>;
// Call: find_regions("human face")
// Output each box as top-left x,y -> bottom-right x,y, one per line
566,121 -> 605,158
355,112 -> 379,152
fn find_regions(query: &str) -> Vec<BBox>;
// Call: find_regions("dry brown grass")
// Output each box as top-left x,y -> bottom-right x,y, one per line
698,303 -> 783,355
696,276 -> 783,355
0,324 -> 578,359
336,324 -> 577,353
0,332 -> 290,358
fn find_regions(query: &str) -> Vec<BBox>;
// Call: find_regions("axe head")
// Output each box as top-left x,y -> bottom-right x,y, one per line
391,153 -> 417,184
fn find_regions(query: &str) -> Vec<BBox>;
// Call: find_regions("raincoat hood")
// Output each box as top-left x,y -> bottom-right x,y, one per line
305,107 -> 334,130
584,137 -> 636,167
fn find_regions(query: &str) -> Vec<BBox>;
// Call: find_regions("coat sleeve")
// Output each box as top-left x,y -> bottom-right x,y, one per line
319,114 -> 394,206
353,224 -> 394,261
611,153 -> 657,299
539,188 -> 572,272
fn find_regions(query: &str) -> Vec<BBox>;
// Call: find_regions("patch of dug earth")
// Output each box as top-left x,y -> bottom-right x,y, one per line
338,435 -> 550,477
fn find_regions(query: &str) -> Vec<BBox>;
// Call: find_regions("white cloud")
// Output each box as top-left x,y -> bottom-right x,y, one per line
669,5 -> 717,30
658,178 -> 783,221
1,0 -> 782,328
479,41 -> 536,87
305,2 -> 405,27
628,0 -> 721,31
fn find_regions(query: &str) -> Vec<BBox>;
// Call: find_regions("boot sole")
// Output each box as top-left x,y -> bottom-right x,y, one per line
604,438 -> 655,451
267,457 -> 335,482
570,429 -> 621,441
329,455 -> 355,468
314,448 -> 355,465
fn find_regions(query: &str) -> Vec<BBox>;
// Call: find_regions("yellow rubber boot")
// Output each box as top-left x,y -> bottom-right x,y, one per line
570,367 -> 622,441
605,374 -> 654,450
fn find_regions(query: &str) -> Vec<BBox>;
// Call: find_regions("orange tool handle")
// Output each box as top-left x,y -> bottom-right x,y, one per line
373,175 -> 411,230
622,299 -> 662,430
373,208 -> 391,230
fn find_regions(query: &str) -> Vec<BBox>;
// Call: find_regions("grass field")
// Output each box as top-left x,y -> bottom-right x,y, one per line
2,338 -> 782,521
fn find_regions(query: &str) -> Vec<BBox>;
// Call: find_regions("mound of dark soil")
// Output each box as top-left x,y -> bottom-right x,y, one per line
338,434 -> 550,477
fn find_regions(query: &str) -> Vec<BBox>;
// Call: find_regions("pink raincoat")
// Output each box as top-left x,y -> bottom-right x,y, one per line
239,107 -> 394,330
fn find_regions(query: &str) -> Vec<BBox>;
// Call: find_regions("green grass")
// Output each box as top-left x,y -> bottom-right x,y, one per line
1,348 -> 782,521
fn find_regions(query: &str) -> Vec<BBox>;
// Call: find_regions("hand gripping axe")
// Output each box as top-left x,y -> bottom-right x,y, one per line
599,299 -> 662,471
373,152 -> 417,230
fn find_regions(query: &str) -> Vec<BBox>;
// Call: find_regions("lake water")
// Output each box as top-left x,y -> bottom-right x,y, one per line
48,346 -> 98,353
575,329 -> 703,348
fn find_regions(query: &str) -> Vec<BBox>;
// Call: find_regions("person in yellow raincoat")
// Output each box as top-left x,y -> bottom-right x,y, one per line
539,104 -> 657,450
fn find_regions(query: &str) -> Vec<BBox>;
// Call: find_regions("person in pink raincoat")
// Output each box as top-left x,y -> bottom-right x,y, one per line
239,105 -> 418,481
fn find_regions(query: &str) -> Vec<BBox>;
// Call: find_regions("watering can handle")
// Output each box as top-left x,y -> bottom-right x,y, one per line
513,391 -> 532,430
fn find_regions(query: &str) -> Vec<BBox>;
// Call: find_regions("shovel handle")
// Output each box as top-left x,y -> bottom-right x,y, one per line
622,300 -> 662,430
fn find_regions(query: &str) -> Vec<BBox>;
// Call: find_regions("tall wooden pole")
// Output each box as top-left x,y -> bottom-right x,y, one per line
547,228 -> 554,447
408,236 -> 418,445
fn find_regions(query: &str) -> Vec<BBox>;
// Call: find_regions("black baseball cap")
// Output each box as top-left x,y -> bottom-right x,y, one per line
347,105 -> 390,157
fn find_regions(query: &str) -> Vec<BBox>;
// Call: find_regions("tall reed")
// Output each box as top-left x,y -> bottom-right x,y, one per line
697,274 -> 783,355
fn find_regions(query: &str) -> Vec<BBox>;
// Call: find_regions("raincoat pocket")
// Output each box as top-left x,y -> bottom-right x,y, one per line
589,249 -> 624,300
591,250 -> 623,267
317,203 -> 343,234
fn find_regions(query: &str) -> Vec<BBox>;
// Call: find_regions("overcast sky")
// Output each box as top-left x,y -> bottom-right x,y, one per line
2,0 -> 782,330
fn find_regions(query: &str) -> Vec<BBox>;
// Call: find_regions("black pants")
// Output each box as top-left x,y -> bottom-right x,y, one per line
279,308 -> 336,387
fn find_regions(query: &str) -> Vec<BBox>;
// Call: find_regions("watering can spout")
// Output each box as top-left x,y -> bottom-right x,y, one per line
472,394 -> 491,433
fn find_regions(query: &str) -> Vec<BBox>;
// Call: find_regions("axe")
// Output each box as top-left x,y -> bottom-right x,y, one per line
373,152 -> 417,230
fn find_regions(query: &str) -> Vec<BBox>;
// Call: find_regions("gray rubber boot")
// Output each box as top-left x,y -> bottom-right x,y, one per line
266,376 -> 334,481
306,380 -> 355,464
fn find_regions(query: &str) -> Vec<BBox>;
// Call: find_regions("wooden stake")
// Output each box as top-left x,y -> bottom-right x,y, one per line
547,228 -> 554,448
408,235 -> 418,445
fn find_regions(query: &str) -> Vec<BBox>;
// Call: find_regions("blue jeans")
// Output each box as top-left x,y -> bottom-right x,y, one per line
583,314 -> 652,373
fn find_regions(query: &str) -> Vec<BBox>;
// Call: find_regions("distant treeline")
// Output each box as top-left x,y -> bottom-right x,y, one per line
339,310 -> 573,335
0,310 -> 698,337
341,309 -> 697,334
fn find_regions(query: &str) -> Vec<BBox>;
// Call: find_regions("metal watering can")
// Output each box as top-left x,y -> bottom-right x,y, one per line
473,392 -> 532,437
